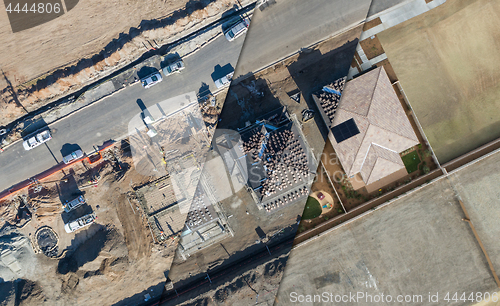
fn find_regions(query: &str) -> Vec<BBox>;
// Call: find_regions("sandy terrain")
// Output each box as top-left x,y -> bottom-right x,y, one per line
0,0 -> 189,83
378,0 -> 500,163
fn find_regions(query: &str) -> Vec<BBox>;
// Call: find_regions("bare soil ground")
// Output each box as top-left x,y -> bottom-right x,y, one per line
276,171 -> 500,305
0,0 -> 244,127
377,0 -> 500,163
165,253 -> 290,306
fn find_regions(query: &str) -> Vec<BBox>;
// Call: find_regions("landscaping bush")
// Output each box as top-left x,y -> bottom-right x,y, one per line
422,165 -> 430,174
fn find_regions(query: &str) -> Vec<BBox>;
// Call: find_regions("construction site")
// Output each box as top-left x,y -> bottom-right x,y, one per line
0,89 -> 227,305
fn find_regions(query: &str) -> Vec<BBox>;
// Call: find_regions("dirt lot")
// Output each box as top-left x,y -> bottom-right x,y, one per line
220,25 -> 363,158
0,0 -> 245,127
0,144 -> 177,305
377,0 -> 500,163
448,150 -> 500,275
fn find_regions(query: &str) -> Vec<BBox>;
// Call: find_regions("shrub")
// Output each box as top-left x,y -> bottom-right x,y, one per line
323,216 -> 329,221
422,165 -> 430,174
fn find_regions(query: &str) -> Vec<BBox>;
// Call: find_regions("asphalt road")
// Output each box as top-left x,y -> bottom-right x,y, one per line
233,0 -> 372,77
0,34 -> 245,192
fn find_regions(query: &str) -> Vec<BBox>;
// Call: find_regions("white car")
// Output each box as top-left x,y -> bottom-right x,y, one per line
141,72 -> 163,89
215,72 -> 234,89
22,130 -> 52,151
162,60 -> 185,76
64,213 -> 96,233
63,149 -> 84,164
63,195 -> 85,213
224,19 -> 249,42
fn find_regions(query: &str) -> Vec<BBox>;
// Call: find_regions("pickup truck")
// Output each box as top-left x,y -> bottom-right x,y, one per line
141,72 -> 163,89
162,59 -> 185,76
64,213 -> 96,233
22,130 -> 52,150
62,195 -> 85,213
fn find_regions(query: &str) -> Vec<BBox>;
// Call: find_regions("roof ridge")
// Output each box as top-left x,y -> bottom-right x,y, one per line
365,154 -> 382,184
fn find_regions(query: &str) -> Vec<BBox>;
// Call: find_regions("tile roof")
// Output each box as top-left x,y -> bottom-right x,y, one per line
331,67 -> 418,184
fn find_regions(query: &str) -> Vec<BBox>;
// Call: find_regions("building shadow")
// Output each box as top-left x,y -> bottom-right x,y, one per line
218,75 -> 282,130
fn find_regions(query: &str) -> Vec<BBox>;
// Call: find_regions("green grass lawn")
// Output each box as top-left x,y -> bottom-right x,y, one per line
401,151 -> 421,173
302,196 -> 322,220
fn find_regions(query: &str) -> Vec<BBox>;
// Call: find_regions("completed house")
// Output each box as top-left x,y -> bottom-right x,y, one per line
315,67 -> 419,192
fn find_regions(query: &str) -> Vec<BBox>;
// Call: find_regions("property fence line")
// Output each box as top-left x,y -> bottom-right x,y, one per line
319,160 -> 347,213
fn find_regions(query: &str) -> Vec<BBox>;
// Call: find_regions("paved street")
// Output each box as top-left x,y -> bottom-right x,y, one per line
0,34 -> 244,192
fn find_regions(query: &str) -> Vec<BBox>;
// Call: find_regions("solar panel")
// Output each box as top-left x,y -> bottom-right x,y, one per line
331,118 -> 360,143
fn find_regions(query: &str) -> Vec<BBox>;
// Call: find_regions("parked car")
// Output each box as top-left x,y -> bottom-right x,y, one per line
162,59 -> 185,76
62,195 -> 85,213
64,213 -> 96,233
63,149 -> 84,164
317,192 -> 325,200
22,130 -> 52,151
224,18 -> 249,42
214,72 -> 234,89
141,72 -> 163,89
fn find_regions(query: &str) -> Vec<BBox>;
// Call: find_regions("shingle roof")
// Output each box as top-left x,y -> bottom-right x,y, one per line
331,67 -> 418,184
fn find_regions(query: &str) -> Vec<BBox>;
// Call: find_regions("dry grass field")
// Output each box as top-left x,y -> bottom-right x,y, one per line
378,0 -> 500,163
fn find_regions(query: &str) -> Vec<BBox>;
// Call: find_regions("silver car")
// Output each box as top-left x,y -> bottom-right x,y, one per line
63,149 -> 84,164
141,72 -> 163,89
64,213 -> 96,233
224,19 -> 249,42
63,195 -> 85,213
162,60 -> 185,76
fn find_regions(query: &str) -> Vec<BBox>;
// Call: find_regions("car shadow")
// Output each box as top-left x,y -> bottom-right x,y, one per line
60,143 -> 82,157
211,64 -> 234,82
137,66 -> 159,79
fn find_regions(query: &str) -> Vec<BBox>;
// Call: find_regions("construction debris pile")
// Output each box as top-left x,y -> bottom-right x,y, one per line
239,107 -> 313,212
